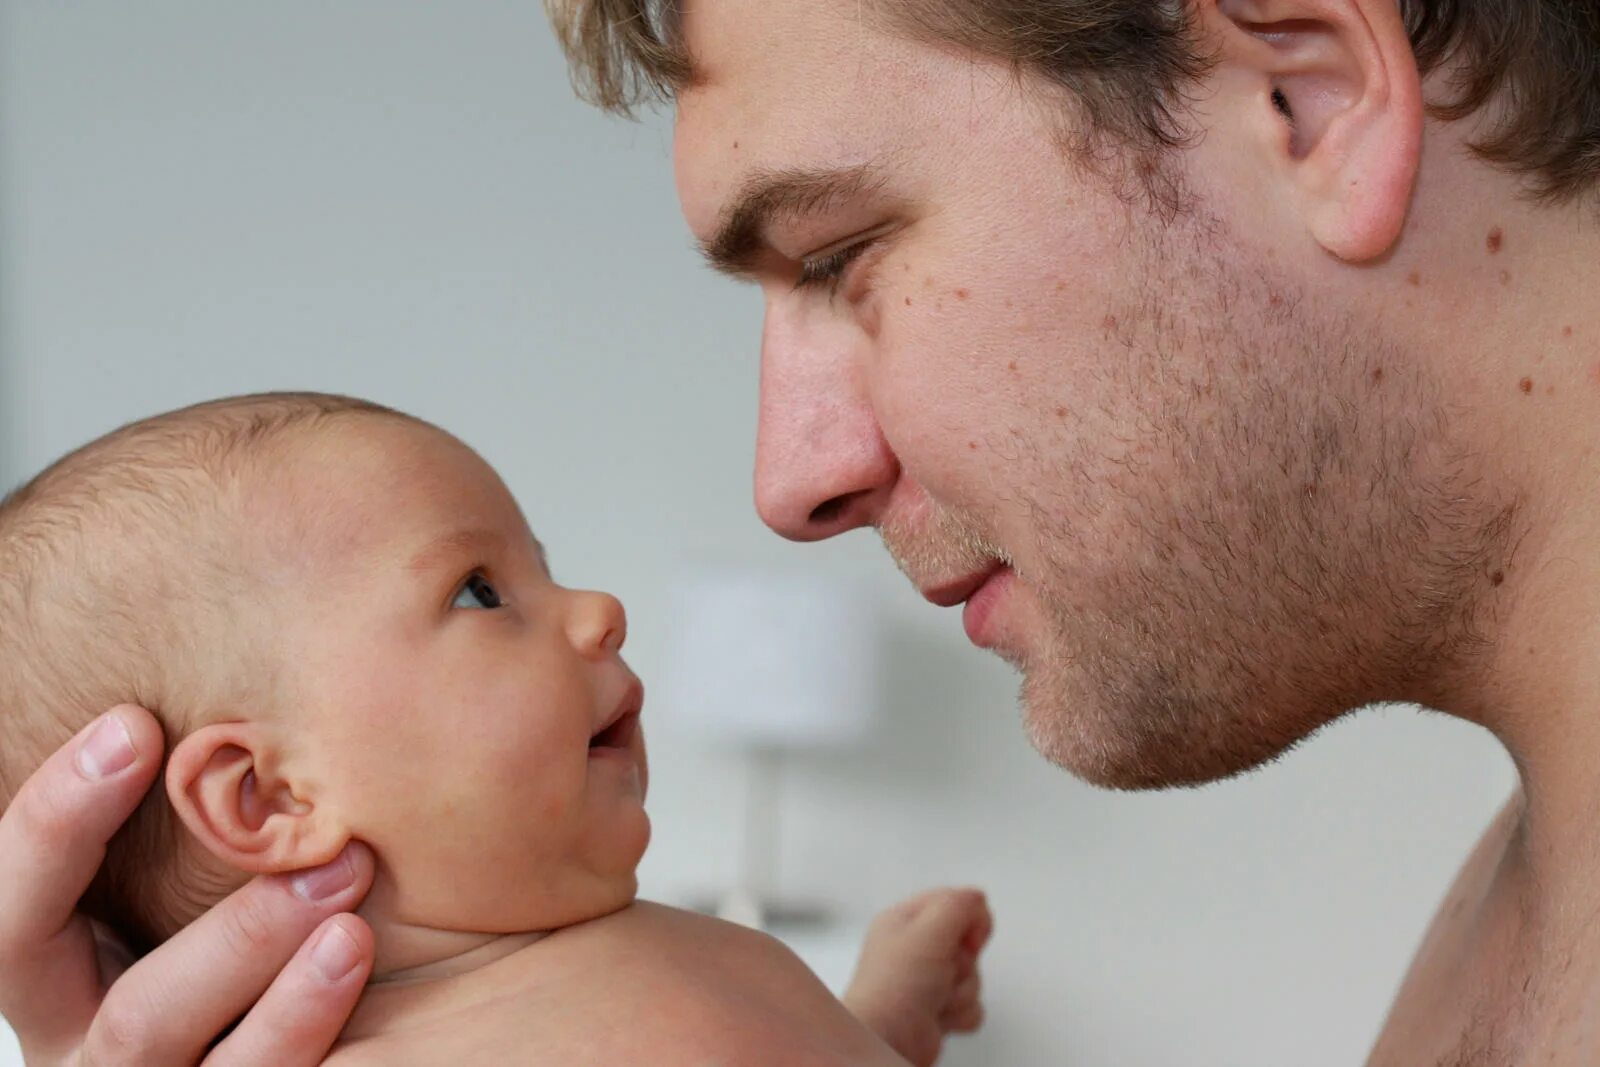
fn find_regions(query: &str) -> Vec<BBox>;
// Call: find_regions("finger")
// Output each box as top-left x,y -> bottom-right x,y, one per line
85,842 -> 374,1067
940,997 -> 985,1034
0,707 -> 163,1050
940,973 -> 984,1034
913,887 -> 989,945
961,892 -> 994,955
205,914 -> 374,1067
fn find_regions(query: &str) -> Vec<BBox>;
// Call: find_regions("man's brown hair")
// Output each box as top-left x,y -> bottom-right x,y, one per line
546,0 -> 1600,204
0,391 -> 404,951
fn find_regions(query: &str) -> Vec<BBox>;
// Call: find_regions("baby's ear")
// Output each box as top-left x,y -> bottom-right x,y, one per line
167,722 -> 347,874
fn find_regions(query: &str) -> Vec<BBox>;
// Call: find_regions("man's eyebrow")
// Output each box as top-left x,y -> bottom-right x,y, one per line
405,528 -> 510,574
700,163 -> 884,277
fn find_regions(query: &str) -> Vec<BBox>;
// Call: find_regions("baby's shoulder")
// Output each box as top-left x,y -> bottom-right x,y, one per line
328,904 -> 897,1066
550,900 -> 831,1002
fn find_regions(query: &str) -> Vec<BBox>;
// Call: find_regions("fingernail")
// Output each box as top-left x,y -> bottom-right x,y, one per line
310,921 -> 362,981
291,848 -> 357,902
76,713 -> 136,780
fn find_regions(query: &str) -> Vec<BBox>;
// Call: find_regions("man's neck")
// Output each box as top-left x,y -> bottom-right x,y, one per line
1386,128 -> 1600,1058
1427,443 -> 1600,1059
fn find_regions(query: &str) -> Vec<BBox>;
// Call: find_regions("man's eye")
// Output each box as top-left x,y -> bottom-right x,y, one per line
452,573 -> 504,610
795,242 -> 869,293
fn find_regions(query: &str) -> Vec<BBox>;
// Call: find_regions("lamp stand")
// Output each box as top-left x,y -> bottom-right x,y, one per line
712,745 -> 831,932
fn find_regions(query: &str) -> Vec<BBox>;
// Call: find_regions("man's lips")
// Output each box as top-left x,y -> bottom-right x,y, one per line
920,562 -> 1007,608
962,567 -> 1014,649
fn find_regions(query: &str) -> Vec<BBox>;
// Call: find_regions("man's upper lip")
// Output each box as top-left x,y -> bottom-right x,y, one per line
594,677 -> 644,738
920,563 -> 1004,608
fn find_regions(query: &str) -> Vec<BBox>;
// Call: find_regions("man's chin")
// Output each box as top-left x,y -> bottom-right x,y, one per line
1016,667 -> 1317,792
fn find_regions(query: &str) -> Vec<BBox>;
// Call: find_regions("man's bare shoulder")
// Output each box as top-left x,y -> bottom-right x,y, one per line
1367,789 -> 1523,1067
328,902 -> 902,1066
1366,788 -> 1600,1067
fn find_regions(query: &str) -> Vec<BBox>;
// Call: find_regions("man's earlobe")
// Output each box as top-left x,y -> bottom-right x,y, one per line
1213,0 -> 1424,261
167,722 -> 347,874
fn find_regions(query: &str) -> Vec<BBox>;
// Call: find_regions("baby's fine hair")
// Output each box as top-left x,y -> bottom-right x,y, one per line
0,391 -> 410,950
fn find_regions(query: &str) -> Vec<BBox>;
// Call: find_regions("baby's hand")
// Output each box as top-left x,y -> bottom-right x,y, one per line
843,887 -> 992,1067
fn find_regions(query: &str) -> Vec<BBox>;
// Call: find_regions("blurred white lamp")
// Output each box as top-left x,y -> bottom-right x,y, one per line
657,568 -> 884,929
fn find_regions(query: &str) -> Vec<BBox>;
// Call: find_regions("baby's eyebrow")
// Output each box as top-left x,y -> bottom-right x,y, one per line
405,528 -> 508,574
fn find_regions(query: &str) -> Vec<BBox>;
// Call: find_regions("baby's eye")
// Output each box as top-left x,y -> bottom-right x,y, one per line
452,573 -> 504,610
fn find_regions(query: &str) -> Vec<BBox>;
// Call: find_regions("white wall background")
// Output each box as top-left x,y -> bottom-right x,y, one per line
0,4 -> 1515,1065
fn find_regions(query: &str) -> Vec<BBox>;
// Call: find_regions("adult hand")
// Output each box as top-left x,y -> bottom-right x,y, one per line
0,706 -> 376,1066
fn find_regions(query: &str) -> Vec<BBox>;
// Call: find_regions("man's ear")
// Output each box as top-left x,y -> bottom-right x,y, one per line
1206,0 -> 1424,261
166,722 -> 348,874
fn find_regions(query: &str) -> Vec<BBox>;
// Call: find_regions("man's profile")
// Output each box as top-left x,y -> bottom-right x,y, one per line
547,1 -> 1600,1062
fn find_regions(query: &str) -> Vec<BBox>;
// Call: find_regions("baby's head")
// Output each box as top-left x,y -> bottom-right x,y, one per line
0,393 -> 649,951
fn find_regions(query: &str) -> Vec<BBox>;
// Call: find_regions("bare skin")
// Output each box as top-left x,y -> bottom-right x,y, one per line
667,0 -> 1600,1063
328,903 -> 907,1067
3,0 -> 1599,1062
0,704 -> 376,1066
0,412 -> 987,1066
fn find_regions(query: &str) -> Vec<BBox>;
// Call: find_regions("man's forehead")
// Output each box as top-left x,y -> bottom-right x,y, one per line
672,0 -> 927,236
678,0 -> 872,82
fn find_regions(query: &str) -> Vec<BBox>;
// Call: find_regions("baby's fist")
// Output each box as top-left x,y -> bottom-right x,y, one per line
845,887 -> 992,1066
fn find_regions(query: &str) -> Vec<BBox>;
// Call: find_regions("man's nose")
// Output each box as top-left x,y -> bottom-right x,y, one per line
566,590 -> 627,658
753,312 -> 897,542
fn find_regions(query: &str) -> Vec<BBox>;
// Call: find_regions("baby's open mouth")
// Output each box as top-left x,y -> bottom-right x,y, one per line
589,678 -> 643,756
589,709 -> 640,752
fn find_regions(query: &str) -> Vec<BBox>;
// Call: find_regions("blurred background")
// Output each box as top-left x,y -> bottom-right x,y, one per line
0,4 -> 1515,1065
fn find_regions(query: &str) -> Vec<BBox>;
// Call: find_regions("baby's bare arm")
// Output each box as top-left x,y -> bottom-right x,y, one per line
844,888 -> 992,1067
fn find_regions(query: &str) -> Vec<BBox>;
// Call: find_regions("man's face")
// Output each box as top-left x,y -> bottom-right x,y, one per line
673,0 -> 1511,788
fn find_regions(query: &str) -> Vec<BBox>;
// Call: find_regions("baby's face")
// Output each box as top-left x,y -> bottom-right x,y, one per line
263,417 -> 650,932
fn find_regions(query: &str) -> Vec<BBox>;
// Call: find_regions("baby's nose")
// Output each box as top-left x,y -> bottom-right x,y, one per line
567,589 -> 627,657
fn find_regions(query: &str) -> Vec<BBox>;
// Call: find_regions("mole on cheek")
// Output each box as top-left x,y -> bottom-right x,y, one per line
1487,227 -> 1504,254
1056,406 -> 1068,418
1519,377 -> 1534,395
1564,325 -> 1574,338
905,297 -> 912,307
954,288 -> 970,300
1008,360 -> 1019,373
1407,271 -> 1422,287
968,441 -> 978,451
1491,570 -> 1505,587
